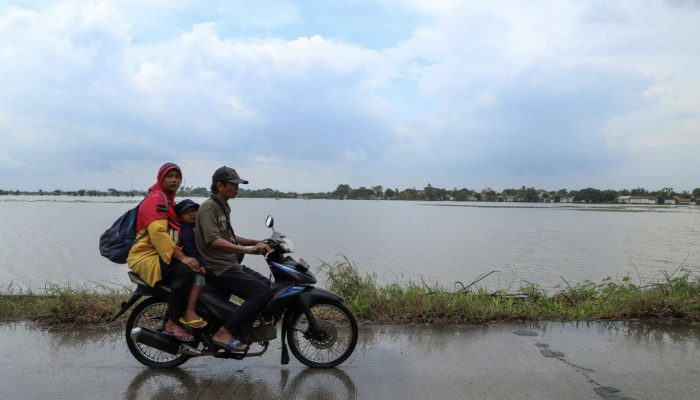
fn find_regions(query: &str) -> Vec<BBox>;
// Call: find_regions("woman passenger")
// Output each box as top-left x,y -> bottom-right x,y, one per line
127,162 -> 205,341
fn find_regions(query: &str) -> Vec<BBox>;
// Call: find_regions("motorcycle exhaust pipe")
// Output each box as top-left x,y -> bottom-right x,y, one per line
130,327 -> 181,355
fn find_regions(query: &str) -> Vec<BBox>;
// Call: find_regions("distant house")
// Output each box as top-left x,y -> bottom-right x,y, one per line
504,196 -> 517,202
559,196 -> 575,203
665,199 -> 677,205
618,195 -> 657,205
617,196 -> 631,204
673,196 -> 693,205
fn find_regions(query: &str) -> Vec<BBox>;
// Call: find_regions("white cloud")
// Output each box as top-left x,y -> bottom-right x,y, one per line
0,0 -> 699,191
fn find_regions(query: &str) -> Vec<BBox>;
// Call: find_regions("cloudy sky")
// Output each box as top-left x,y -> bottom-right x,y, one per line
1,0 -> 699,192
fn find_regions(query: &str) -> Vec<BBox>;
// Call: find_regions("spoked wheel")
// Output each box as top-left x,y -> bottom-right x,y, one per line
287,300 -> 358,368
125,297 -> 190,368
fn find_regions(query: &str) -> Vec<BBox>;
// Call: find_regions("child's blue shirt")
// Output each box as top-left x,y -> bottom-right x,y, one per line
180,223 -> 201,261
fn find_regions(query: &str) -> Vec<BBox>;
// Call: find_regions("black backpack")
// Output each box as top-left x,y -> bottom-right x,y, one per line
99,192 -> 168,264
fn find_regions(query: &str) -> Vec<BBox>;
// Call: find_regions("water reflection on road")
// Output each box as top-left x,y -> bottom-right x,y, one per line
121,367 -> 356,400
1,321 -> 699,400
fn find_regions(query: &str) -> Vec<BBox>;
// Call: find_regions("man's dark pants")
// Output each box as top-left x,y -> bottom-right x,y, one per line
209,265 -> 273,336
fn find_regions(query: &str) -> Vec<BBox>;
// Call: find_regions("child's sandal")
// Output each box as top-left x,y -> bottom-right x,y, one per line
178,316 -> 208,329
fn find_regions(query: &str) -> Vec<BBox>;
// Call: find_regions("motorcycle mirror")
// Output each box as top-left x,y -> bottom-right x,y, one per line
265,215 -> 274,229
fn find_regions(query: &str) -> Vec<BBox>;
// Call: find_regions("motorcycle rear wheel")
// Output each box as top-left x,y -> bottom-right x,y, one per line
287,300 -> 358,368
125,297 -> 191,368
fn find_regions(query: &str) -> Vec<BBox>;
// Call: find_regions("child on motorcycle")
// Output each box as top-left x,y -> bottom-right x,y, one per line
175,199 -> 208,329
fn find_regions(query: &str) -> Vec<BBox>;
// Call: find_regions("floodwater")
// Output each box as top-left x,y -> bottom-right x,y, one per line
0,321 -> 698,399
1,196 -> 700,290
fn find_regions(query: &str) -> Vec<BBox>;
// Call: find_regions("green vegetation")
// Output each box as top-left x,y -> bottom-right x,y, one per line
2,184 -> 698,204
2,261 -> 699,326
0,283 -> 129,326
321,260 -> 700,324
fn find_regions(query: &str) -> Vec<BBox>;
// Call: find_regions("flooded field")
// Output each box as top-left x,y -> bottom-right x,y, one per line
1,196 -> 699,290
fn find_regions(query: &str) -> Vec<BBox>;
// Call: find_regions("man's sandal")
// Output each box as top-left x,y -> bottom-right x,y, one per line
212,337 -> 249,353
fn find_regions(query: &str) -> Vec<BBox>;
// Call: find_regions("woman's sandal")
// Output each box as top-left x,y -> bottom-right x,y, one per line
178,316 -> 208,329
162,328 -> 194,342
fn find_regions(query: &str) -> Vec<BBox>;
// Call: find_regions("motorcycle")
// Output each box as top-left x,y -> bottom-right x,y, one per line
108,215 -> 358,369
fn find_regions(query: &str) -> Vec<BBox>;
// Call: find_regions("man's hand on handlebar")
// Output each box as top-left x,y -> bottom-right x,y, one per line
250,241 -> 273,255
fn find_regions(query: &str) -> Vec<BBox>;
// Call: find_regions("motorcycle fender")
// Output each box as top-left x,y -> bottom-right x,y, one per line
297,287 -> 344,305
295,288 -> 345,334
106,292 -> 143,323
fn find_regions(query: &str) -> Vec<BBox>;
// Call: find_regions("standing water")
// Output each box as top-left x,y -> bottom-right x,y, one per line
1,196 -> 699,291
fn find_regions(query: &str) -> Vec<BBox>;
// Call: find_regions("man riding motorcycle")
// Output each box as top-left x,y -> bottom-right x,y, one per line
194,166 -> 273,352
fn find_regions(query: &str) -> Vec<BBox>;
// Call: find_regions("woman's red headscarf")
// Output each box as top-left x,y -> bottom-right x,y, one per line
136,162 -> 181,232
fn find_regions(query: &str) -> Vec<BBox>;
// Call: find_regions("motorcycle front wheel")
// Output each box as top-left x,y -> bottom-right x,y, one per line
287,300 -> 358,368
125,297 -> 190,368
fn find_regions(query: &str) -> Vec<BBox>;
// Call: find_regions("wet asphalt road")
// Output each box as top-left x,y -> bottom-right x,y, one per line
1,321 -> 698,400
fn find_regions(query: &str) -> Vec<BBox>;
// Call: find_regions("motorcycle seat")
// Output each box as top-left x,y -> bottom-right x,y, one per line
128,271 -> 172,296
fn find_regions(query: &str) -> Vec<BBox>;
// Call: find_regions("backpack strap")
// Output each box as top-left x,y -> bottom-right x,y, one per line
133,191 -> 170,244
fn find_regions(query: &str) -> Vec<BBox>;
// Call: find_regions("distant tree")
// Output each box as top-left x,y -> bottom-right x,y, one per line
452,188 -> 474,201
423,183 -> 447,201
630,187 -> 649,196
399,188 -> 418,200
333,184 -> 352,199
348,187 -> 373,199
693,188 -> 700,199
572,188 -> 616,203
600,190 -> 617,203
424,184 -> 436,200
502,188 -> 519,197
653,187 -> 674,202
481,188 -> 497,202
384,188 -> 396,198
371,185 -> 383,198
520,186 -> 539,202
574,187 -> 602,203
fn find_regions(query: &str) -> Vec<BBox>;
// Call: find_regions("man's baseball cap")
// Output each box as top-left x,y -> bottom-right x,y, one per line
212,166 -> 249,185
175,199 -> 199,214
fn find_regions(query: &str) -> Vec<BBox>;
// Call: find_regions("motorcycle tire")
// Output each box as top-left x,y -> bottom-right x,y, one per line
287,300 -> 358,368
125,297 -> 191,368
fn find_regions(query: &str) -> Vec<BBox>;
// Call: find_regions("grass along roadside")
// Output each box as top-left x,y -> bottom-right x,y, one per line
0,283 -> 129,326
320,259 -> 700,324
2,261 -> 699,326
